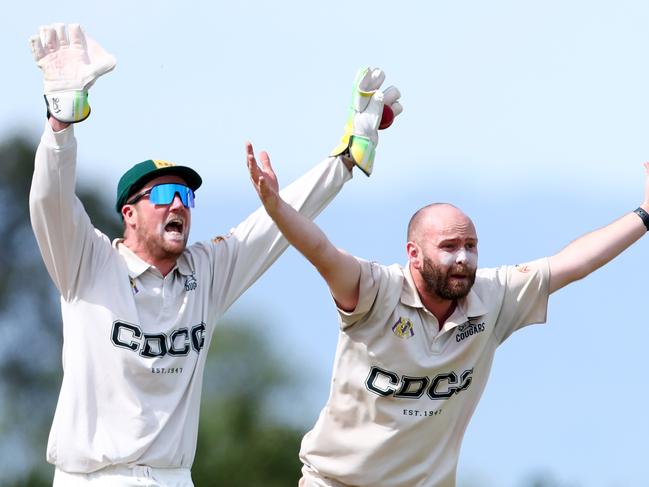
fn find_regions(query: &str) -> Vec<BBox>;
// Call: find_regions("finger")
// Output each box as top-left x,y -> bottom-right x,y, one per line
259,150 -> 273,173
644,161 -> 649,173
29,34 -> 45,61
382,85 -> 401,106
245,142 -> 263,181
41,25 -> 58,53
245,141 -> 258,168
358,67 -> 385,93
68,24 -> 87,50
245,141 -> 255,160
248,165 -> 263,191
258,175 -> 278,203
391,101 -> 404,117
54,23 -> 68,47
247,152 -> 259,179
258,174 -> 269,193
367,68 -> 386,91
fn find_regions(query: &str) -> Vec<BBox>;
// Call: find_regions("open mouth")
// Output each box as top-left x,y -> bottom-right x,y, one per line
164,217 -> 185,235
449,265 -> 471,279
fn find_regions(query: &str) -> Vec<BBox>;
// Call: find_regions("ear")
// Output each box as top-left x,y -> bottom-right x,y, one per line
406,241 -> 421,269
121,204 -> 136,226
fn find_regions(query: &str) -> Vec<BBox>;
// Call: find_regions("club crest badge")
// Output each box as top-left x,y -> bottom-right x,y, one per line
392,317 -> 414,339
515,264 -> 531,273
184,274 -> 197,292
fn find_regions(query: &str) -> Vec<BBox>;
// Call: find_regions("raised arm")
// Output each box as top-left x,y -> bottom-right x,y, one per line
247,143 -> 361,311
548,163 -> 649,293
215,68 -> 402,313
28,24 -> 116,296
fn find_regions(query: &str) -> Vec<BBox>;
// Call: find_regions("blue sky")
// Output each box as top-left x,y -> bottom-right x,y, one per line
6,1 -> 649,486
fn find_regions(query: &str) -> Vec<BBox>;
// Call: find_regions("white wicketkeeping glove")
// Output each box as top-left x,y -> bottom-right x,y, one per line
29,23 -> 116,123
331,67 -> 402,176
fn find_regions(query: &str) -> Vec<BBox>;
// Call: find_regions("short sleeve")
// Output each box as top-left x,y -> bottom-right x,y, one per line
493,257 -> 551,343
337,259 -> 402,331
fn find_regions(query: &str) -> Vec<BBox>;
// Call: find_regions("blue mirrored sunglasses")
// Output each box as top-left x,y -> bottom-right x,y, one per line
127,183 -> 195,208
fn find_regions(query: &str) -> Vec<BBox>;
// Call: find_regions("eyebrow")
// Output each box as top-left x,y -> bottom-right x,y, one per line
438,237 -> 478,245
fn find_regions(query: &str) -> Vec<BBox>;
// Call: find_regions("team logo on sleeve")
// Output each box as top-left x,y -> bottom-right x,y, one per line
515,264 -> 531,273
392,317 -> 415,339
211,231 -> 233,244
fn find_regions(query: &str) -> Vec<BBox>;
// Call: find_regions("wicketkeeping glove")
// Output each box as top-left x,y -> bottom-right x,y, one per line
331,67 -> 402,176
29,23 -> 116,123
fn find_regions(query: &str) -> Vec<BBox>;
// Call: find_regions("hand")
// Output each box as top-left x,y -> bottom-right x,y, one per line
352,69 -> 403,133
246,142 -> 281,214
29,24 -> 116,123
331,67 -> 402,176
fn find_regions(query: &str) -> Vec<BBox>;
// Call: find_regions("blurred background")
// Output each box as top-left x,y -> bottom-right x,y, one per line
2,1 -> 649,486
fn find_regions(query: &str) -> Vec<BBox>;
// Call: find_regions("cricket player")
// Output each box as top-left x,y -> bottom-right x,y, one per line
28,23 -> 402,486
247,142 -> 649,485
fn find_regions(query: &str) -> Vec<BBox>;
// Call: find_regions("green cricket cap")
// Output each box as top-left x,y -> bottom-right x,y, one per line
115,159 -> 202,213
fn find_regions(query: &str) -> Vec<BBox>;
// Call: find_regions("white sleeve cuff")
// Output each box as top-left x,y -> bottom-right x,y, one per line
42,120 -> 75,149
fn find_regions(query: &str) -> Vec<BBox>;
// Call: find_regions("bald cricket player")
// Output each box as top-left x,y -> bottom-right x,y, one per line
247,142 -> 649,487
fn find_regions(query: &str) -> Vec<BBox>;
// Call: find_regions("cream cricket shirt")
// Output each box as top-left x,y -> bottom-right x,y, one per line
30,123 -> 351,473
300,257 -> 550,487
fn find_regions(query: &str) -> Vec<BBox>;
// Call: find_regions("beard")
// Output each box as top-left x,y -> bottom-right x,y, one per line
420,255 -> 476,300
135,221 -> 188,261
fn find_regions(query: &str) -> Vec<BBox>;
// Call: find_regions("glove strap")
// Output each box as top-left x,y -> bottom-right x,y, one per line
44,90 -> 90,123
348,135 -> 376,176
331,121 -> 376,176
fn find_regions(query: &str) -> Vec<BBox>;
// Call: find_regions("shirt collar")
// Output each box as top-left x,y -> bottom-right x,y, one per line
401,262 -> 488,321
113,239 -> 194,278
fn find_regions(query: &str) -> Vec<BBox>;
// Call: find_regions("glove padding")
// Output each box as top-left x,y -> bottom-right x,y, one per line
29,23 -> 116,123
331,67 -> 402,176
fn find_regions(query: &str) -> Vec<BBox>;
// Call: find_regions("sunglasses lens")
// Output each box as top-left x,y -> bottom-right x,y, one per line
149,184 -> 195,208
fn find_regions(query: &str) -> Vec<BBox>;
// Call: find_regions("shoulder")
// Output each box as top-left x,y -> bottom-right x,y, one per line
357,259 -> 403,288
473,258 -> 550,302
476,258 -> 549,283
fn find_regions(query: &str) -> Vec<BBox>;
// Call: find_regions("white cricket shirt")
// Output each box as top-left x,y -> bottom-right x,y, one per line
30,123 -> 351,473
300,257 -> 550,487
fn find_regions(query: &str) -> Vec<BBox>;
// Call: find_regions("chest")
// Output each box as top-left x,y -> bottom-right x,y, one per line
129,271 -> 203,329
349,303 -> 494,374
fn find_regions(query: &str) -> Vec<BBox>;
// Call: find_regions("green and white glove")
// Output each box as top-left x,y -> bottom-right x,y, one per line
29,24 -> 116,123
331,67 -> 402,176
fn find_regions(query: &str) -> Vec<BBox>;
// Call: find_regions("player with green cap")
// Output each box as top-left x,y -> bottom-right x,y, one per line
114,159 -> 203,214
28,23 -> 402,487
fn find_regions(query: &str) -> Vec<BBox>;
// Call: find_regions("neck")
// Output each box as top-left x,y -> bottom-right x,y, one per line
410,264 -> 456,327
121,238 -> 179,277
419,291 -> 456,327
149,259 -> 177,277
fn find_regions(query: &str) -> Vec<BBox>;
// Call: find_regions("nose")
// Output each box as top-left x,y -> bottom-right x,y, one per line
169,193 -> 186,210
455,249 -> 467,263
